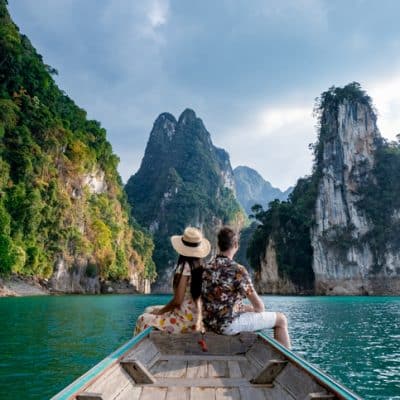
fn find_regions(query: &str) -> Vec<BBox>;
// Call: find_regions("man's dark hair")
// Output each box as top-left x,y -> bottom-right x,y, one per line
218,226 -> 239,252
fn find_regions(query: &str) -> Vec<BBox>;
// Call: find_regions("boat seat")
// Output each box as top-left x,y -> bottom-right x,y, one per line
120,359 -> 156,384
250,359 -> 288,384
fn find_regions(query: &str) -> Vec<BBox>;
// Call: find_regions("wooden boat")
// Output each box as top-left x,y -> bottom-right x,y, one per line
51,327 -> 362,400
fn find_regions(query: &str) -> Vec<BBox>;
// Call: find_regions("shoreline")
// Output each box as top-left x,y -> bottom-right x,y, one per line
0,275 -> 49,297
0,275 -> 141,297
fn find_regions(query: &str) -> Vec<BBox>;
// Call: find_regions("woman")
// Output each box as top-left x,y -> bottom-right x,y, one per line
135,227 -> 210,334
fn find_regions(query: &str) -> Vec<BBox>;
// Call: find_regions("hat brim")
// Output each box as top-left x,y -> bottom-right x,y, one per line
170,235 -> 211,258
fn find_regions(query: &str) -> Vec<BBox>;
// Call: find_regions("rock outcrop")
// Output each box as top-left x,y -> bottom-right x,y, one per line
253,238 -> 297,294
311,93 -> 400,295
125,109 -> 246,292
252,83 -> 400,295
234,166 -> 292,215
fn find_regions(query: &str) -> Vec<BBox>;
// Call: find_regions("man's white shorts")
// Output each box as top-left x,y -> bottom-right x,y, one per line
222,311 -> 277,335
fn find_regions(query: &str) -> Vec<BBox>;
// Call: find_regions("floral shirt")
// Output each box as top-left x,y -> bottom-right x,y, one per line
201,255 -> 255,334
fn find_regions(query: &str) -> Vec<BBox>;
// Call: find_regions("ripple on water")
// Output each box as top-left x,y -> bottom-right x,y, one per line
0,295 -> 399,400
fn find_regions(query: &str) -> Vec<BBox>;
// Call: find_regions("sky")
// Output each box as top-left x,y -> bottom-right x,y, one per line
8,0 -> 400,190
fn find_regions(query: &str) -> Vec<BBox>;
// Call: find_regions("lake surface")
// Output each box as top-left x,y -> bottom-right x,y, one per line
0,295 -> 399,399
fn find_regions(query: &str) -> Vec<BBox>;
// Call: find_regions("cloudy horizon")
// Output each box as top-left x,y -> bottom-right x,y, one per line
8,0 -> 400,191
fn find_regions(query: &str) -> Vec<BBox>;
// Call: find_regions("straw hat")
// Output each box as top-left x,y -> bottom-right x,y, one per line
171,227 -> 211,258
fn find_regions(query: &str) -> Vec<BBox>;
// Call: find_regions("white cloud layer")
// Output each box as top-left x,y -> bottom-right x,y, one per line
7,0 -> 400,191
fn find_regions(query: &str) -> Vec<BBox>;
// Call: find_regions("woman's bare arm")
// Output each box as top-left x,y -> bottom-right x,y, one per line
151,274 -> 189,315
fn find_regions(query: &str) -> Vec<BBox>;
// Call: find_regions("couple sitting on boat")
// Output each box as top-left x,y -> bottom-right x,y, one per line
135,226 -> 291,349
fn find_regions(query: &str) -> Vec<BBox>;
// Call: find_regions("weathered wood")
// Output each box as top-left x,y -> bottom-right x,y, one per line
123,338 -> 160,367
121,360 -> 155,384
227,361 -> 242,378
113,385 -> 142,400
306,393 -> 336,400
150,331 -> 254,355
275,363 -> 325,399
238,387 -> 269,400
150,360 -> 170,378
208,361 -> 228,378
76,393 -> 103,400
163,360 -> 188,378
238,360 -> 259,380
140,387 -> 167,400
250,359 -> 288,384
145,378 -> 272,388
246,339 -> 279,368
186,360 -> 208,378
84,365 -> 133,400
215,388 -> 240,400
165,387 -> 189,400
190,387 -> 215,400
158,354 -> 246,362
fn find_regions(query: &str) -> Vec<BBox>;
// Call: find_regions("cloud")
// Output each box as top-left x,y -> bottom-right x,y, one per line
368,73 -> 400,140
7,0 -> 400,191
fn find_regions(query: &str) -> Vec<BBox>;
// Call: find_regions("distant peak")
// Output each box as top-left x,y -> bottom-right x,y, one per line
178,108 -> 197,124
154,112 -> 177,126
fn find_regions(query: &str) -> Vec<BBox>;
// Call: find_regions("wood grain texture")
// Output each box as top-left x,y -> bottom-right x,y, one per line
140,387 -> 167,400
190,388 -> 215,400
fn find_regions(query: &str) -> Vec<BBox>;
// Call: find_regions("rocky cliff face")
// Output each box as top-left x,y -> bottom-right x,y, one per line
125,109 -> 245,292
253,238 -> 297,294
0,1 -> 154,294
251,83 -> 400,295
234,166 -> 292,215
311,93 -> 400,295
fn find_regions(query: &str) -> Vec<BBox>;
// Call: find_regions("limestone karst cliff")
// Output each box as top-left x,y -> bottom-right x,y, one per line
234,166 -> 292,215
0,1 -> 154,293
250,83 -> 400,295
125,109 -> 245,292
311,85 -> 400,295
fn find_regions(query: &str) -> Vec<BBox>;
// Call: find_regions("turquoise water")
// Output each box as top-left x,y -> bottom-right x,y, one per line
0,295 -> 399,399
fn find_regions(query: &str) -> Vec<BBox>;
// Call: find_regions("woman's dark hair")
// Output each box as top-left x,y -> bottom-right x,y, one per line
173,255 -> 203,300
218,226 -> 239,252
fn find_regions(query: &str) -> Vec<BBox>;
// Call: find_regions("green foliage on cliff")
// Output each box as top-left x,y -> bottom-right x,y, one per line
247,82 -> 374,290
357,138 -> 400,269
247,176 -> 317,289
125,111 -> 245,277
0,1 -> 155,280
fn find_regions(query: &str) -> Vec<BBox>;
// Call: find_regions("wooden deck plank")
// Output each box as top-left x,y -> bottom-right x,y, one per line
166,387 -> 189,400
145,378 -> 272,388
275,363 -> 325,399
208,361 -> 228,378
158,355 -> 246,362
140,387 -> 167,400
163,360 -> 188,378
190,388 -> 215,400
150,360 -> 170,378
215,388 -> 240,400
123,338 -> 160,367
238,360 -> 259,380
84,365 -> 133,399
239,387 -> 268,400
113,385 -> 142,400
227,361 -> 242,378
186,360 -> 208,378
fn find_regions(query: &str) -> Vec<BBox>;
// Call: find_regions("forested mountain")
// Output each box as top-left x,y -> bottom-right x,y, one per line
233,165 -> 292,215
125,109 -> 245,291
0,0 -> 155,293
249,83 -> 400,295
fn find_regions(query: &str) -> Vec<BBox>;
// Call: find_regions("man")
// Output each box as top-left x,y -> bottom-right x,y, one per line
202,226 -> 291,348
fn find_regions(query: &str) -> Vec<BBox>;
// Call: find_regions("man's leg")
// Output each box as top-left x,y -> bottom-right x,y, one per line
274,312 -> 291,349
